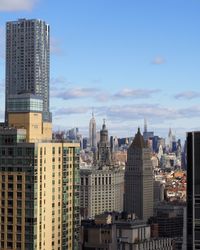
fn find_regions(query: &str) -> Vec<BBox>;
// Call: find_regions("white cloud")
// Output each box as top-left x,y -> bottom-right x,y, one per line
51,86 -> 161,102
0,79 -> 5,92
95,104 -> 200,123
50,37 -> 63,55
114,88 -> 160,99
51,87 -> 111,103
54,107 -> 89,116
0,109 -> 4,121
51,87 -> 101,100
152,56 -> 166,65
0,0 -> 37,11
51,76 -> 67,85
0,26 -> 5,60
175,91 -> 200,100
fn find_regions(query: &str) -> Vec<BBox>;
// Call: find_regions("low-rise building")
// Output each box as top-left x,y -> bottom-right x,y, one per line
80,212 -> 174,250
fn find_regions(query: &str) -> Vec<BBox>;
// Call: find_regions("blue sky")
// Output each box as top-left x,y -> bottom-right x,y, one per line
0,0 -> 200,140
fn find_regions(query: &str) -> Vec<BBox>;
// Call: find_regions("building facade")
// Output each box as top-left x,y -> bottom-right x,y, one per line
80,167 -> 124,218
152,202 -> 185,238
187,131 -> 200,249
0,128 -> 80,250
124,128 -> 153,221
80,213 -> 174,250
0,18 -> 80,250
5,18 -> 51,123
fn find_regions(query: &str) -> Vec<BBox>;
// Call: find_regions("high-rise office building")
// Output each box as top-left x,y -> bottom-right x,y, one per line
187,131 -> 200,249
89,113 -> 97,151
5,18 -> 51,123
0,19 -> 80,250
124,128 -> 153,221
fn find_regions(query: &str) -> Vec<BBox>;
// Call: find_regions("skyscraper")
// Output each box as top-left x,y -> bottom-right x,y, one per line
187,131 -> 200,249
5,18 -> 51,123
0,19 -> 80,250
143,119 -> 154,142
89,113 -> 96,150
124,128 -> 153,221
97,120 -> 112,167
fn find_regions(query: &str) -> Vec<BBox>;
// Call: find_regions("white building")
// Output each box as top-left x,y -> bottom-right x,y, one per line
80,167 -> 124,218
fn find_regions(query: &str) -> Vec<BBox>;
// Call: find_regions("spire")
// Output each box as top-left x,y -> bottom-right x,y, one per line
144,118 -> 147,133
130,127 -> 146,149
168,128 -> 172,137
102,119 -> 106,130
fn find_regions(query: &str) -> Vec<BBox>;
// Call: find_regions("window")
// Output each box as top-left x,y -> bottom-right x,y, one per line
52,147 -> 55,154
17,176 -> 22,181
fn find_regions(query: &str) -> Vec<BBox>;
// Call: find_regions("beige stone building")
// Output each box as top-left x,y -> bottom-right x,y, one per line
0,112 -> 80,250
80,167 -> 124,218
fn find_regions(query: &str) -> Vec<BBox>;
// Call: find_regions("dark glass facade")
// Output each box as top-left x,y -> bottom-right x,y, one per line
5,19 -> 51,122
187,132 -> 200,249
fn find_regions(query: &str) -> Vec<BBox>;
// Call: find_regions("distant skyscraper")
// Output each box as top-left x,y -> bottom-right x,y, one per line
5,18 -> 51,123
187,131 -> 200,249
110,136 -> 119,153
89,113 -> 97,150
143,119 -> 154,142
144,118 -> 147,133
168,128 -> 176,152
97,120 -> 112,167
124,128 -> 153,221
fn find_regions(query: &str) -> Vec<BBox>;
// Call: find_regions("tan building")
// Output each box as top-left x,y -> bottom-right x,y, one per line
0,92 -> 80,250
0,125 -> 80,250
0,18 -> 80,250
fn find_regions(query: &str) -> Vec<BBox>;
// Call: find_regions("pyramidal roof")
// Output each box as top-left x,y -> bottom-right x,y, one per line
129,127 -> 146,149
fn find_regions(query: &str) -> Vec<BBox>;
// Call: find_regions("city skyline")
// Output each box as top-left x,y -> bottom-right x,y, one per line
0,0 -> 200,139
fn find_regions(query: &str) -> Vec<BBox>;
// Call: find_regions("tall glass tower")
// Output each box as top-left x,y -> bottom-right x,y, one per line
5,18 -> 51,123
